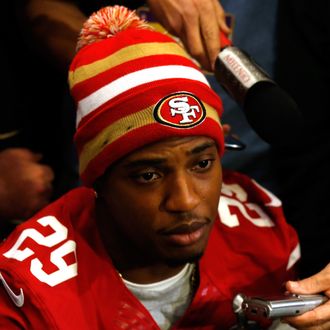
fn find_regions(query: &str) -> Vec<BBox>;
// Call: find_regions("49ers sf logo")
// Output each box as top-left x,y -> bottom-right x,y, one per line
153,92 -> 206,128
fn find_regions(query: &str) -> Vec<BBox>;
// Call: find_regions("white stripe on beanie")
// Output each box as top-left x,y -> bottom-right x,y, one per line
76,65 -> 210,126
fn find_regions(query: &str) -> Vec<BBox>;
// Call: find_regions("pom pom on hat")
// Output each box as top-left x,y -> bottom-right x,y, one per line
69,5 -> 224,186
77,5 -> 151,51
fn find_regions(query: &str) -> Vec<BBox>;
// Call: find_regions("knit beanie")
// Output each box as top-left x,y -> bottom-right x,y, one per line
69,5 -> 224,186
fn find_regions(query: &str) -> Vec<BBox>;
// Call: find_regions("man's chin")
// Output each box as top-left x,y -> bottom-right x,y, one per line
165,251 -> 204,267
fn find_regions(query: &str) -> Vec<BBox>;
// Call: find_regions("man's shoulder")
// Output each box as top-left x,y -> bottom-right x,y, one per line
198,170 -> 300,301
222,169 -> 281,203
0,187 -> 101,327
206,169 -> 300,281
0,186 -> 96,285
220,169 -> 284,227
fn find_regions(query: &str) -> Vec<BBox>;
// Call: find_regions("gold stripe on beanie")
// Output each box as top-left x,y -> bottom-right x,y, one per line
79,102 -> 221,174
69,42 -> 191,88
79,104 -> 155,174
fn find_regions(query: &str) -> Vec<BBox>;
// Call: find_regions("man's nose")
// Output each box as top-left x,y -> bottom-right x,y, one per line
163,172 -> 201,212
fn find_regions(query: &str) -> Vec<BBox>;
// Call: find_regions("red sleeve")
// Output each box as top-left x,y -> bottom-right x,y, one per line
0,270 -> 52,329
204,169 -> 300,295
221,169 -> 300,271
0,290 -> 26,329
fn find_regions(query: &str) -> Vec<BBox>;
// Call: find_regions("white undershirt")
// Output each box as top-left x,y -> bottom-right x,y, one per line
123,263 -> 195,330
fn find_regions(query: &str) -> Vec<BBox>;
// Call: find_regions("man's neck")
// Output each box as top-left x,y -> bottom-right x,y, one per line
118,263 -> 187,284
95,201 -> 186,284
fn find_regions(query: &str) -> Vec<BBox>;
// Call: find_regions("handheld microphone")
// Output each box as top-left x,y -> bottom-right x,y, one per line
215,34 -> 303,147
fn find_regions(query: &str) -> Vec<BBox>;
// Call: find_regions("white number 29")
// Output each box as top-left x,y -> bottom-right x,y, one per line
3,216 -> 77,287
219,182 -> 281,228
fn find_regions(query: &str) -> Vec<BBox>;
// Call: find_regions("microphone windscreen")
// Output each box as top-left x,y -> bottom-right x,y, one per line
244,82 -> 303,146
214,43 -> 303,147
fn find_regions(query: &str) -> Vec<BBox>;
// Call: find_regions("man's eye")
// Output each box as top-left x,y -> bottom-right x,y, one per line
199,160 -> 210,168
193,159 -> 213,171
134,172 -> 160,183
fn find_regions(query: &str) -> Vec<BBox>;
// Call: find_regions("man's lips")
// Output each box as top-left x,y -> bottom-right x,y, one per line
159,220 -> 210,246
161,221 -> 206,235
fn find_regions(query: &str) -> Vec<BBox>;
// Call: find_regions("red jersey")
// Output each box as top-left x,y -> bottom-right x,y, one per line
0,170 -> 299,329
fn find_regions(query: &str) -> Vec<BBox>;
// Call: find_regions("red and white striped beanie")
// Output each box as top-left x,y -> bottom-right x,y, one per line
69,5 -> 224,186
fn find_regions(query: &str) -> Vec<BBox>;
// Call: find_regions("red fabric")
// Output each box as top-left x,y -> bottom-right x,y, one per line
0,170 -> 299,329
70,29 -> 175,69
80,118 -> 224,186
75,78 -> 222,139
71,54 -> 202,102
69,19 -> 224,187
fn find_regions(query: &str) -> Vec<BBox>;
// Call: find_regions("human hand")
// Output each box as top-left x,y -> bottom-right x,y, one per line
283,263 -> 330,329
222,123 -> 231,136
147,0 -> 230,71
0,148 -> 54,220
25,0 -> 87,70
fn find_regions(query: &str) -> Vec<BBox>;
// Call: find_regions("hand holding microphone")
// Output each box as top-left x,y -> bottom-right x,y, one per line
214,34 -> 303,147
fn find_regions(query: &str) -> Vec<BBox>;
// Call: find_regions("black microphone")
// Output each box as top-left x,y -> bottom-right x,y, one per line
214,40 -> 303,147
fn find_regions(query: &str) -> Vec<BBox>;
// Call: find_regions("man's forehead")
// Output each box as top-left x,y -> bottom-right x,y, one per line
121,136 -> 217,165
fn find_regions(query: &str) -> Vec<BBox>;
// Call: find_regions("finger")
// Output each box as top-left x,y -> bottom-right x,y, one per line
29,165 -> 54,197
198,11 -> 221,71
182,10 -> 207,68
287,319 -> 330,330
222,124 -> 231,136
33,180 -> 53,208
212,0 -> 231,34
31,150 -> 46,162
5,148 -> 42,162
194,0 -> 224,70
19,148 -> 43,162
41,165 -> 55,183
287,263 -> 330,295
283,301 -> 330,329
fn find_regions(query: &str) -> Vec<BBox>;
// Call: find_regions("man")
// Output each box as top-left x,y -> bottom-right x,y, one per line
0,6 -> 329,329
